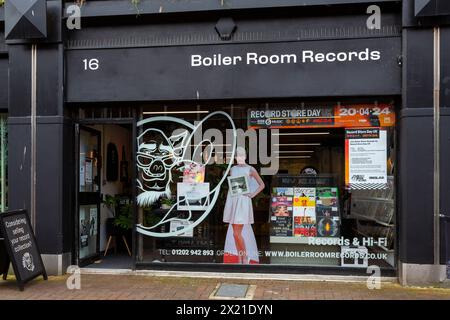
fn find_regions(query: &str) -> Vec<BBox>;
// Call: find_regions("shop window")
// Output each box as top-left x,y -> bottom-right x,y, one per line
135,102 -> 396,271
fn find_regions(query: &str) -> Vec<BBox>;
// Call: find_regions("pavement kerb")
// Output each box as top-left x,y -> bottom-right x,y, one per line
77,267 -> 399,284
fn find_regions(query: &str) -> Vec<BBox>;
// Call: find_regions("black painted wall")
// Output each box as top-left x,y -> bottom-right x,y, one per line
398,28 -> 435,264
7,1 -> 74,257
442,27 -> 450,109
0,58 -> 7,109
8,45 -> 32,217
399,0 -> 450,266
441,107 -> 450,264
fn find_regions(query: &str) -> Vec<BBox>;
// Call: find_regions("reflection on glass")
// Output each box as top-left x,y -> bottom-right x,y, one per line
79,205 -> 98,259
79,130 -> 99,193
135,103 -> 397,270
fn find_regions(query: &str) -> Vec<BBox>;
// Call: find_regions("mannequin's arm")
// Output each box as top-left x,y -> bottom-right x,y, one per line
246,168 -> 265,199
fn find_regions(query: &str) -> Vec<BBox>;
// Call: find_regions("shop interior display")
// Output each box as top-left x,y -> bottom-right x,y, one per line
76,103 -> 397,270
270,178 -> 341,242
346,176 -> 396,266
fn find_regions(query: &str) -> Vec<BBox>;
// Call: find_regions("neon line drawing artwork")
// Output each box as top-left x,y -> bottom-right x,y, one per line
136,111 -> 237,238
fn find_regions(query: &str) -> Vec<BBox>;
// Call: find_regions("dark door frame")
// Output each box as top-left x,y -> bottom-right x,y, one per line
76,125 -> 102,266
74,118 -> 137,270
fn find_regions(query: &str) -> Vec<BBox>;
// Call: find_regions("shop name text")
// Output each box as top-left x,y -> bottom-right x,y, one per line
191,48 -> 381,67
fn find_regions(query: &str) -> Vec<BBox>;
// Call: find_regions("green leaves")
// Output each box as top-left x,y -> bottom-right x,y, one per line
113,203 -> 133,230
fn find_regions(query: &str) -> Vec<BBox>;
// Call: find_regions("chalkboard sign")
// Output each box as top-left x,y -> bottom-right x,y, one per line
0,210 -> 47,291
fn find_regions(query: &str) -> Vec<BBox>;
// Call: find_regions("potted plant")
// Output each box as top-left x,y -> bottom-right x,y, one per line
103,194 -> 119,217
103,195 -> 133,253
113,202 -> 133,230
142,207 -> 163,228
160,197 -> 175,210
111,201 -> 133,254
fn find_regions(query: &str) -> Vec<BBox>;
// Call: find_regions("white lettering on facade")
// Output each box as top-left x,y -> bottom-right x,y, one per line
191,49 -> 382,67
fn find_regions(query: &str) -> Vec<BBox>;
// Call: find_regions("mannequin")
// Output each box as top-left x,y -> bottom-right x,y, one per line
223,147 -> 265,264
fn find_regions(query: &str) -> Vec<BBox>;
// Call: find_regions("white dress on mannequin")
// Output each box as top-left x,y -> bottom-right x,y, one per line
223,165 -> 257,224
223,165 -> 260,264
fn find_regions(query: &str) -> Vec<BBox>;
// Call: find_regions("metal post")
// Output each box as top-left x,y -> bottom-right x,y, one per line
31,45 -> 37,230
433,27 -> 440,265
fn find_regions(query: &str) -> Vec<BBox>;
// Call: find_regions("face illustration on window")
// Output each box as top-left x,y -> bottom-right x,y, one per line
136,129 -> 187,206
135,112 -> 237,238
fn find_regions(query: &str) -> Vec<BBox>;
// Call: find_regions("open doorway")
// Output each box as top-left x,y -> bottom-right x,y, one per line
77,123 -> 134,269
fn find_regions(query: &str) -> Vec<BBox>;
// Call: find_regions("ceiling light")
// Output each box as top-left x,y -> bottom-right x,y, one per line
190,144 -> 231,147
275,151 -> 314,153
276,156 -> 312,159
272,132 -> 330,136
143,110 -> 209,115
275,143 -> 321,146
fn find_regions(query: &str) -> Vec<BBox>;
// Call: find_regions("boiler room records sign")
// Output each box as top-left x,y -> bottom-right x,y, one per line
345,128 -> 387,190
66,38 -> 401,102
248,104 -> 395,129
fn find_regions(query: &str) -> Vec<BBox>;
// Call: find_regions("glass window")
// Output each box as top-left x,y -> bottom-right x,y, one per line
135,102 -> 396,271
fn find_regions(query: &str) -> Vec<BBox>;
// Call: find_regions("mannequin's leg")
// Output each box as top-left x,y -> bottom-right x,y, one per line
232,224 -> 246,264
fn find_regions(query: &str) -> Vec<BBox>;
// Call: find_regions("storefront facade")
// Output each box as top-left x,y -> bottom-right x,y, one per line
2,0 -> 450,285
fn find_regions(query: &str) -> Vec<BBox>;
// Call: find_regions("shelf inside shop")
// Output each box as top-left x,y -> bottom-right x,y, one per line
350,197 -> 394,204
350,211 -> 394,227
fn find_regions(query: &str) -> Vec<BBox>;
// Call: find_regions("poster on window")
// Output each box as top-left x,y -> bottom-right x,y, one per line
270,189 -> 293,237
293,207 -> 317,237
248,104 -> 395,129
79,211 -> 89,248
79,157 -> 86,187
89,208 -> 97,236
345,128 -> 387,189
170,220 -> 194,237
177,183 -> 210,211
270,216 -> 293,237
85,158 -> 93,185
293,188 -> 316,207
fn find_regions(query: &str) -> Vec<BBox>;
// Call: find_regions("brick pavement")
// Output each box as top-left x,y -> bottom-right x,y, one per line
0,274 -> 449,300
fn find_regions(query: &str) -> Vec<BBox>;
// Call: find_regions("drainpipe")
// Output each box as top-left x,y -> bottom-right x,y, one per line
31,44 -> 37,231
433,27 -> 440,266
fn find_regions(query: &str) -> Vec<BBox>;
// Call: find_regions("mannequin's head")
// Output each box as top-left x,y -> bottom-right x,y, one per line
235,147 -> 247,165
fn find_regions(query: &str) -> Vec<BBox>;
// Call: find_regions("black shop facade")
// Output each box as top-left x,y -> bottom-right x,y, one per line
66,8 -> 401,276
4,1 -> 450,285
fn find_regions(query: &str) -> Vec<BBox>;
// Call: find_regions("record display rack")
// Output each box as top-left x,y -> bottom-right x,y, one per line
349,176 -> 395,253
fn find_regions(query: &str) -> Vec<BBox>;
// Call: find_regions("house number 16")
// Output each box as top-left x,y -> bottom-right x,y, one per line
83,58 -> 100,71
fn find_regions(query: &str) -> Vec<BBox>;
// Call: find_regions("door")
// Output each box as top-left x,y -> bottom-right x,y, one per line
77,125 -> 102,266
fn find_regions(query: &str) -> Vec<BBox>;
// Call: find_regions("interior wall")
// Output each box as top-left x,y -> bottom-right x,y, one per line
278,147 -> 344,180
89,124 -> 132,251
